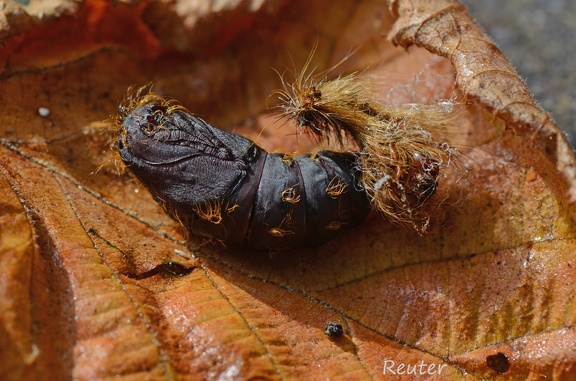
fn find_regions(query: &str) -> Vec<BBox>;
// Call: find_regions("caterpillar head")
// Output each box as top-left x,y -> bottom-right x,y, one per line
117,95 -> 261,210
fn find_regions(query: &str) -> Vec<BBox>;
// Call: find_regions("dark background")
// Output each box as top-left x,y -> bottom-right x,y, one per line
463,0 -> 576,149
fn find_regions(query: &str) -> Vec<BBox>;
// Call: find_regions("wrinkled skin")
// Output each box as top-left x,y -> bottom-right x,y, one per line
118,102 -> 371,250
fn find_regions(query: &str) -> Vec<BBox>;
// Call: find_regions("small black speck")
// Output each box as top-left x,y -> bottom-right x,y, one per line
324,322 -> 343,338
486,352 -> 510,374
158,261 -> 194,277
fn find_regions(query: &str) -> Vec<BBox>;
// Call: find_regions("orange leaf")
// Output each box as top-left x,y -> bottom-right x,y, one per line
1,1 -> 575,380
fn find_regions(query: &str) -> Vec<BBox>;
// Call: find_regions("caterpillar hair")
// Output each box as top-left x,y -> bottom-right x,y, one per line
273,55 -> 459,233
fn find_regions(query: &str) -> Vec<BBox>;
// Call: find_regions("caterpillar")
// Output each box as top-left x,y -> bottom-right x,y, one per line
116,67 -> 458,251
116,93 -> 371,250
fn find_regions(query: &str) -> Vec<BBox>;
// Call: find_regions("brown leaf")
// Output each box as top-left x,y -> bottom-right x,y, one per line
1,0 -> 575,380
389,0 -> 576,205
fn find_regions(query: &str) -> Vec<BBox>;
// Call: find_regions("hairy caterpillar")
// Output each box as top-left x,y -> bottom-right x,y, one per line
116,93 -> 371,250
274,64 -> 458,233
117,60 -> 458,250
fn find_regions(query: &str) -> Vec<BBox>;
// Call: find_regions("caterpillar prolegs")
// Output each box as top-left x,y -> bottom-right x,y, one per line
117,75 -> 457,250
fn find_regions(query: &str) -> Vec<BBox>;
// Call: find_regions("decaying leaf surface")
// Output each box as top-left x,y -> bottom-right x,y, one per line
0,0 -> 575,380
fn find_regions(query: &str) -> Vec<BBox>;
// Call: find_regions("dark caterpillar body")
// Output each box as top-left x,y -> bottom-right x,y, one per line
117,97 -> 371,250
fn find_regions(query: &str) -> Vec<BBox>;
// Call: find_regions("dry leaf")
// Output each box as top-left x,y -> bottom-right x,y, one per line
1,0 -> 575,380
